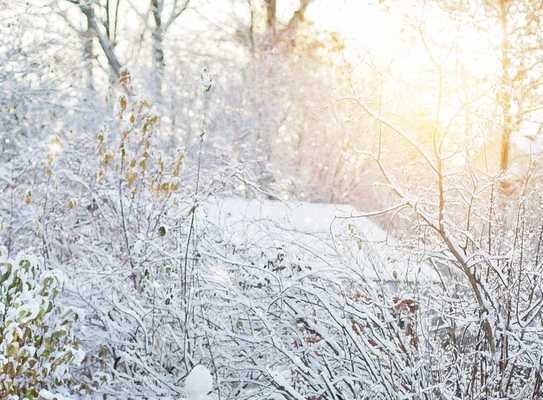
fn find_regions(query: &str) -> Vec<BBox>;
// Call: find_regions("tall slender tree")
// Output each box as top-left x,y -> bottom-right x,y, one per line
65,0 -> 124,81
438,0 -> 543,174
148,0 -> 190,96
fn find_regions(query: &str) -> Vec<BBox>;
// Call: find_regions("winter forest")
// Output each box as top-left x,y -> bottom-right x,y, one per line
2,0 -> 543,399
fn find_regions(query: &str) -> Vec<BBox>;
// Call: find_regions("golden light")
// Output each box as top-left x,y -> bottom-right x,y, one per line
307,2 -> 501,151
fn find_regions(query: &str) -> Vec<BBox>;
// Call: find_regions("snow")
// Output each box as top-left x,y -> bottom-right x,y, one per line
185,365 -> 213,400
203,196 -> 388,240
38,389 -> 72,400
201,196 -> 439,283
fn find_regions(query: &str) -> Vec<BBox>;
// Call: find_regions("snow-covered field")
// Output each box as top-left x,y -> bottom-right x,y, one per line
201,196 -> 438,284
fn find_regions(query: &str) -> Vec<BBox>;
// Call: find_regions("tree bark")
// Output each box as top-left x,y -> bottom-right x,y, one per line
151,0 -> 165,96
265,0 -> 276,40
83,11 -> 95,91
284,0 -> 310,34
80,1 -> 122,80
499,0 -> 512,173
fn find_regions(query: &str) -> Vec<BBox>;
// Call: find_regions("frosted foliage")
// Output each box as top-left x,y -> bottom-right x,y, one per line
0,247 -> 82,399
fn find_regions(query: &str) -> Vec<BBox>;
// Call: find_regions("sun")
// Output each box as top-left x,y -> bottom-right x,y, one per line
306,1 -> 498,79
303,0 -> 502,160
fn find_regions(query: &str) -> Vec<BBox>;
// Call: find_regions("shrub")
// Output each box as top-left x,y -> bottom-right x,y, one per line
0,247 -> 83,399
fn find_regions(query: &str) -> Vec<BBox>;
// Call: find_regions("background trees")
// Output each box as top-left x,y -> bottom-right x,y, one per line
436,0 -> 543,175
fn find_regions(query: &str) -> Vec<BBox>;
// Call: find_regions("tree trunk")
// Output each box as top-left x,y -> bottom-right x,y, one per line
284,0 -> 310,34
80,2 -> 122,80
265,0 -> 276,40
499,0 -> 512,173
83,12 -> 95,91
248,1 -> 255,57
151,0 -> 165,97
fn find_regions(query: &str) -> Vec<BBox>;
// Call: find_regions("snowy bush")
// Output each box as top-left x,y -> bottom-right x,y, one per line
0,247 -> 83,399
24,95 -> 204,398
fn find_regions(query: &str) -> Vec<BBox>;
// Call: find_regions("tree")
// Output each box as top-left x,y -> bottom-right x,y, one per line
149,0 -> 191,96
438,0 -> 543,174
263,0 -> 311,47
63,0 -> 124,83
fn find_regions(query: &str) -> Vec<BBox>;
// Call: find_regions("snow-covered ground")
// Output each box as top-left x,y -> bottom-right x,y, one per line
200,196 -> 438,283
